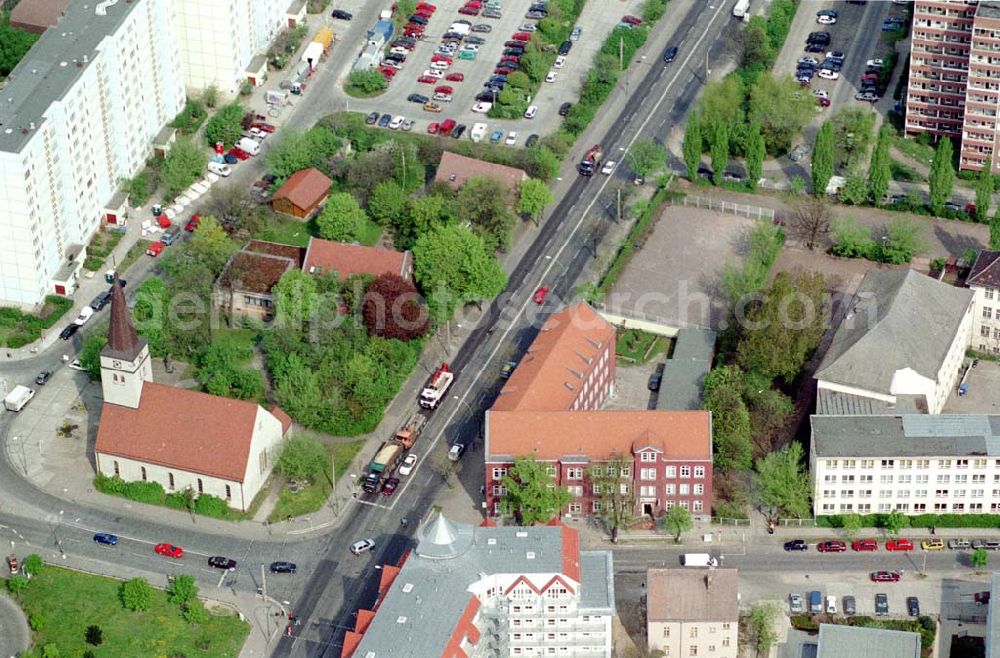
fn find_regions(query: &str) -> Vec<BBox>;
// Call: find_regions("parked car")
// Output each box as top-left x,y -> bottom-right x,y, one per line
155,543 -> 184,559
472,23 -> 492,32
921,539 -> 945,551
843,595 -> 856,615
424,101 -> 443,112
949,539 -> 972,549
545,70 -> 558,83
817,541 -> 847,552
73,306 -> 95,326
647,371 -> 662,391
907,596 -> 920,617
350,539 -> 376,556
559,102 -> 572,116
621,15 -> 642,25
427,122 -> 440,134
408,93 -> 430,103
571,26 -> 582,41
790,144 -> 808,161
34,371 -> 52,386
445,72 -> 465,82
389,116 -> 405,130
331,9 -> 353,20
852,539 -> 878,551
93,532 -> 118,546
525,134 -> 539,147
825,595 -> 837,614
505,131 -> 518,145
270,561 -> 297,573
886,538 -> 914,551
90,290 -> 113,311
59,324 -> 79,340
973,539 -> 1000,550
875,593 -> 889,615
184,213 -> 201,232
870,571 -> 901,582
399,454 -> 418,476
976,591 -> 991,605
784,539 -> 808,552
448,444 -> 465,461
789,593 -> 804,614
451,124 -> 467,138
208,556 -> 237,570
69,358 -> 86,371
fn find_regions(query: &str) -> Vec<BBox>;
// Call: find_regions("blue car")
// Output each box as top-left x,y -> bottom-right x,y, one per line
223,153 -> 239,165
93,532 -> 118,546
490,129 -> 504,144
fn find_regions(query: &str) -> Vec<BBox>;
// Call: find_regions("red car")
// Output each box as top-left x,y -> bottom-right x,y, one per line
445,72 -> 464,82
533,286 -> 550,304
860,72 -> 878,82
155,543 -> 184,559
870,570 -> 901,582
495,66 -> 517,75
501,55 -> 520,64
816,540 -> 847,552
417,75 -> 437,84
817,97 -> 831,107
227,147 -> 250,161
431,54 -> 452,63
439,118 -> 457,133
184,212 -> 201,232
146,241 -> 165,258
886,538 -> 914,551
251,122 -> 276,133
434,85 -> 453,95
381,477 -> 400,496
416,2 -> 436,11
405,23 -> 425,33
851,539 -> 878,552
976,591 -> 991,605
458,5 -> 479,15
512,32 -> 531,42
465,0 -> 482,7
622,14 -> 643,25
427,122 -> 440,134
414,7 -> 433,17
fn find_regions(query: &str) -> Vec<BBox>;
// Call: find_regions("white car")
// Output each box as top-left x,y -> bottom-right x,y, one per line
472,101 -> 492,113
73,306 -> 95,326
519,23 -> 537,32
461,44 -> 479,52
524,105 -> 537,119
545,70 -> 558,83
825,595 -> 837,614
554,55 -> 567,69
390,47 -> 409,56
817,69 -> 839,80
422,69 -> 444,79
813,89 -> 830,100
601,160 -> 616,175
505,131 -> 518,145
433,93 -> 453,102
389,116 -> 405,130
350,538 -> 376,555
402,119 -> 415,131
798,57 -> 819,67
399,454 -> 418,476
68,359 -> 87,372
247,127 -> 268,140
866,58 -> 884,68
447,444 -> 465,461
570,26 -> 582,41
816,14 -> 836,24
430,60 -> 450,70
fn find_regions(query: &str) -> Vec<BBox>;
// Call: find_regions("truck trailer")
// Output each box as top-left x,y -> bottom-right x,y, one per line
419,363 -> 454,409
578,145 -> 603,176
4,385 -> 35,412
394,413 -> 427,450
363,442 -> 403,492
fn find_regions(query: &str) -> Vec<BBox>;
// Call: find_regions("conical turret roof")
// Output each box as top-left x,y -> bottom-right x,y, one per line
102,280 -> 146,360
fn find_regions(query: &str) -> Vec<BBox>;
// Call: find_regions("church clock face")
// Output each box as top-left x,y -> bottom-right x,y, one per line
112,360 -> 121,368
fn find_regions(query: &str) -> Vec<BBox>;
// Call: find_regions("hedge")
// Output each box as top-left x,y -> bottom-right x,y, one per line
95,474 -> 240,520
817,513 -> 1000,529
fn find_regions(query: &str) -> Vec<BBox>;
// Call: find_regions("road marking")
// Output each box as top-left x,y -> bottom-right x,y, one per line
417,0 -> 734,466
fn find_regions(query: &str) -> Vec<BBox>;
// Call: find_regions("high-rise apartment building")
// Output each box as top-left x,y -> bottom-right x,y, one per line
0,0 -> 185,307
906,0 -> 1000,172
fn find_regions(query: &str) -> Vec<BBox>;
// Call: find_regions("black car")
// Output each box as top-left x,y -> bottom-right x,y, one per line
906,596 -> 919,617
442,31 -> 465,41
472,23 -> 492,33
407,93 -> 429,104
59,324 -> 78,340
559,101 -> 572,116
807,31 -> 831,44
805,43 -> 825,53
466,35 -> 486,45
526,10 -> 546,19
647,371 -> 662,391
663,46 -> 678,63
378,113 -> 392,128
558,40 -> 572,56
451,124 -> 467,139
270,561 -> 297,574
90,290 -> 113,311
525,134 -> 539,147
331,9 -> 353,20
843,595 -> 856,615
529,3 -> 548,12
408,14 -> 428,25
223,153 -> 239,165
35,371 -> 52,386
875,593 -> 889,616
784,539 -> 808,551
476,91 -> 497,102
385,54 -> 405,64
208,556 -> 237,570
503,48 -> 525,57
365,111 -> 379,125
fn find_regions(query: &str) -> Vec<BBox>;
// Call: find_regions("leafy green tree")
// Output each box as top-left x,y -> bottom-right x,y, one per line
206,184 -> 262,235
832,107 -> 876,168
991,216 -> 1000,250
272,269 -> 319,327
201,84 -> 219,108
699,77 -> 745,145
0,14 -> 40,77
204,102 -> 245,148
6,575 -> 28,596
840,513 -> 864,540
277,434 -> 327,480
929,137 -> 955,214
412,224 -> 507,320
879,216 -> 925,264
316,192 -> 368,242
168,574 -> 199,606
272,353 -> 332,430
868,125 -> 891,205
973,547 -> 990,569
830,217 -> 873,258
395,194 -> 451,248
884,509 -> 909,536
85,625 -> 103,646
120,578 -> 153,612
346,69 -> 388,94
703,366 -> 753,471
368,180 -> 409,226
977,158 -> 994,222
457,176 -> 516,250
749,602 -> 782,655
22,554 -> 42,577
711,123 -> 729,186
517,178 -> 554,224
588,456 -> 636,543
627,139 -> 667,178
179,215 -> 236,276
161,137 -> 207,199
741,17 -> 772,69
526,146 -> 561,182
745,122 -> 765,190
507,71 -> 530,89
811,121 -> 834,197
682,113 -> 702,180
753,442 -> 811,519
839,164 -> 868,206
661,505 -> 694,542
520,50 -> 550,83
197,339 -> 262,400
130,277 -> 168,355
183,600 -> 209,625
500,456 -> 573,525
264,126 -> 342,181
749,75 -> 815,155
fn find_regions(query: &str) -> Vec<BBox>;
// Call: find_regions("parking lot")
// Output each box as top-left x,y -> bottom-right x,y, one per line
342,0 -> 646,142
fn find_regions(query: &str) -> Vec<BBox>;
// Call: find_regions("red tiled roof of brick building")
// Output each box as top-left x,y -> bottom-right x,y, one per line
10,0 -> 70,33
433,151 -> 527,194
271,168 -> 333,213
302,238 -> 411,281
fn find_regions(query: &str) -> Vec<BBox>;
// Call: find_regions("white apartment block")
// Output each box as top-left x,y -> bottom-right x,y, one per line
175,0 -> 290,95
646,568 -> 739,658
811,415 -> 1000,516
0,0 -> 185,308
968,251 -> 1000,355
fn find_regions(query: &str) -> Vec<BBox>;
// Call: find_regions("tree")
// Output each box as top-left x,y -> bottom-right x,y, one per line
831,217 -> 872,259
660,505 -> 693,542
973,547 -> 990,569
682,113 -> 702,180
698,77 -> 745,145
507,70 -> 530,89
395,194 -> 451,248
0,15 -> 39,77
120,578 -> 153,612
526,146 -> 561,182
992,216 -> 1000,250
711,123 -> 729,186
745,122 -> 765,190
346,69 -> 387,94
202,84 -> 219,108
272,269 -> 319,328
204,102 -> 245,148
85,625 -> 103,646
839,513 -> 864,540
206,184 -> 261,236
183,600 -> 209,625
168,574 -> 199,606
740,17 -> 772,69
520,50 -> 550,82
517,178 -> 554,223
790,197 -> 832,250
277,434 -> 327,481
879,216 -> 925,264
6,575 -> 28,596
831,107 -> 876,169
749,602 -> 782,656
179,215 -> 236,276
22,554 -> 42,577
264,126 -> 342,181
161,137 -> 206,198
362,273 -> 429,340
316,192 -> 368,242
500,456 -> 573,525
412,224 -> 507,320
811,121 -> 834,197
929,137 -> 955,214
977,158 -> 994,222
703,366 -> 753,471
456,176 -> 516,250
40,645 -> 60,658
749,75 -> 815,155
868,125 -> 891,205
884,509 -> 908,536
368,180 -> 409,226
628,139 -> 667,178
588,456 -> 636,543
753,442 -> 812,519
840,164 -> 868,206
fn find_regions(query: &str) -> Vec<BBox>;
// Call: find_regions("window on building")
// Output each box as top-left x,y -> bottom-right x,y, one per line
225,484 -> 231,501
492,468 -> 508,480
984,307 -> 993,320
641,468 -> 657,480
694,484 -> 704,495
568,486 -> 583,497
680,466 -> 691,478
663,627 -> 670,637
168,473 -> 174,490
665,466 -> 677,478
693,500 -> 704,512
640,486 -> 656,497
826,460 -> 838,469
113,461 -> 120,477
141,467 -> 147,482
197,478 -> 204,494
689,646 -> 698,656
689,627 -> 698,638
640,451 -> 656,462
679,484 -> 690,495
546,466 -> 557,477
567,467 -> 583,480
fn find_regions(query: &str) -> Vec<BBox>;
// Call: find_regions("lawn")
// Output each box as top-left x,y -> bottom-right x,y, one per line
890,159 -> 923,183
0,295 -> 73,348
119,240 -> 154,276
12,566 -> 249,657
268,439 -> 365,522
355,215 -> 383,247
616,329 -> 671,363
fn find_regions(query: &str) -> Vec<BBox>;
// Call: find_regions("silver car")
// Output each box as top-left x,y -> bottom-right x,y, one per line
789,593 -> 804,614
350,538 -> 376,555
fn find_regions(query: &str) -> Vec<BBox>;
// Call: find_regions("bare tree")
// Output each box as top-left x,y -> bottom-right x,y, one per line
206,185 -> 262,237
790,197 -> 832,250
589,455 -> 637,543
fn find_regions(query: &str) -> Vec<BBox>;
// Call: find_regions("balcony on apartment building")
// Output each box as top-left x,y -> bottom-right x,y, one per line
909,82 -> 969,96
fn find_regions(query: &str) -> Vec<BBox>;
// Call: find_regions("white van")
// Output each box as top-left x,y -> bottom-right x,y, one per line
449,23 -> 471,35
681,553 -> 718,567
207,161 -> 231,177
524,105 -> 538,119
236,137 -> 261,156
470,123 -> 488,143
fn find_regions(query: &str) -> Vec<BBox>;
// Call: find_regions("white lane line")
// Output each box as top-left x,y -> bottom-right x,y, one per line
418,0 -> 734,458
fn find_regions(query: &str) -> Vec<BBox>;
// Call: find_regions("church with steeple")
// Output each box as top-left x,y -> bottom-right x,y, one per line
94,282 -> 292,512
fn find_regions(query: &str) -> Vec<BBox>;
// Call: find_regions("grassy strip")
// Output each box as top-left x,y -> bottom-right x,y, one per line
0,295 -> 74,348
83,229 -> 126,272
268,440 -> 365,522
817,512 -> 1000,529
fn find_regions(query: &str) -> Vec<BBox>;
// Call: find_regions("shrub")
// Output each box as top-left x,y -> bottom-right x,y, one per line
85,625 -> 103,646
193,494 -> 230,518
22,554 -> 42,577
6,575 -> 28,595
124,480 -> 166,504
29,612 -> 47,631
120,578 -> 153,612
183,600 -> 209,625
168,574 -> 199,606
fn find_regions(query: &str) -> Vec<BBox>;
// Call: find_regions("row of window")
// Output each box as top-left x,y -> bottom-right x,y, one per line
639,484 -> 705,497
490,464 -> 707,482
821,488 -> 989,499
639,465 -> 707,479
563,500 -> 705,514
826,473 -> 990,484
820,502 -> 990,514
823,458 -> 994,469
112,460 -> 232,501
